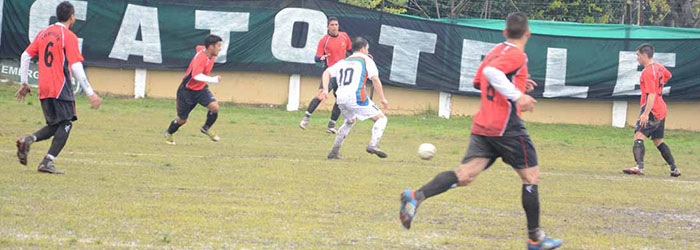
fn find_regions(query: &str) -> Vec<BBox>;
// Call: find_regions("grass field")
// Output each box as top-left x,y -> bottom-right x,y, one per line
0,82 -> 699,249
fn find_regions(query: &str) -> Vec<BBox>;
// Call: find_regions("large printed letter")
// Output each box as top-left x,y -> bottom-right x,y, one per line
613,51 -> 675,96
195,10 -> 249,63
543,48 -> 589,98
29,0 -> 87,49
271,8 -> 326,64
459,39 -> 496,92
378,25 -> 437,85
109,4 -> 162,63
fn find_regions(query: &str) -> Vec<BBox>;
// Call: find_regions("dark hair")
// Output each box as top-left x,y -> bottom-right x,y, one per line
56,1 -> 74,22
203,34 -> 222,49
505,12 -> 529,39
351,37 -> 368,52
636,43 -> 654,59
328,17 -> 338,25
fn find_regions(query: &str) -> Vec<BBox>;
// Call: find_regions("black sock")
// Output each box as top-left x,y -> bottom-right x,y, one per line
415,171 -> 458,203
522,184 -> 540,241
633,139 -> 645,169
330,103 -> 341,122
203,111 -> 218,130
306,97 -> 321,116
657,143 -> 676,170
167,119 -> 181,134
47,121 -> 71,158
33,125 -> 58,142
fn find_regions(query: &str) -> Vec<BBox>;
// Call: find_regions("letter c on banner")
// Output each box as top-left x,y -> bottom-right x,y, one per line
271,8 -> 327,64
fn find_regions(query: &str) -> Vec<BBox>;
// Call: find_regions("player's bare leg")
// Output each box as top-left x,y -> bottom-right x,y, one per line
399,157 -> 490,229
200,101 -> 220,142
652,138 -> 680,177
623,132 -> 647,175
366,113 -> 388,158
327,118 -> 355,159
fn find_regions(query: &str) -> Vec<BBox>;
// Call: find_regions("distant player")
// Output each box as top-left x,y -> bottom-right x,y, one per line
623,43 -> 680,177
15,1 -> 102,174
299,17 -> 352,134
319,37 -> 389,159
164,35 -> 223,145
397,13 -> 562,250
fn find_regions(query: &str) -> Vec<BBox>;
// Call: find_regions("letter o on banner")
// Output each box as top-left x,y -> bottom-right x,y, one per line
271,8 -> 327,64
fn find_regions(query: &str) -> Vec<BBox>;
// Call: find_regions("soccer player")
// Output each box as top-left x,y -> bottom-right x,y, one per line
164,35 -> 223,145
299,17 -> 352,134
15,1 -> 102,174
319,37 -> 389,159
397,13 -> 562,250
622,43 -> 680,177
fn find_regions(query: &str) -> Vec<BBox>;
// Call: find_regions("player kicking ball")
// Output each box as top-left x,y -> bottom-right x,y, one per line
622,43 -> 681,177
318,37 -> 389,159
398,13 -> 562,250
15,1 -> 102,174
164,35 -> 223,145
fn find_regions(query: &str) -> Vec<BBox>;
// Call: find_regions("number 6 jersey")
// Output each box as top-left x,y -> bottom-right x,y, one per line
326,53 -> 379,106
25,23 -> 84,101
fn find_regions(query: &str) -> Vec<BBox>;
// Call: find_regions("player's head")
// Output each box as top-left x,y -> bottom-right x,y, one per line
636,43 -> 654,65
504,12 -> 530,42
203,34 -> 223,56
328,17 -> 339,36
56,1 -> 75,28
351,37 -> 369,54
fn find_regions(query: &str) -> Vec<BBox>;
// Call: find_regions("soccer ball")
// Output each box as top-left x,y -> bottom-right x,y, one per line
418,143 -> 436,160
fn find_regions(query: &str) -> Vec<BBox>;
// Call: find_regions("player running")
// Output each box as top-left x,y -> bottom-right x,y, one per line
397,13 -> 562,250
164,35 -> 223,145
622,43 -> 681,177
299,17 -> 352,134
15,1 -> 102,174
319,37 -> 389,159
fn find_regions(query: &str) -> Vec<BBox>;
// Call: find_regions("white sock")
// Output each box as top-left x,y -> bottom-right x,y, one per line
332,120 -> 355,152
370,117 -> 387,147
45,154 -> 55,161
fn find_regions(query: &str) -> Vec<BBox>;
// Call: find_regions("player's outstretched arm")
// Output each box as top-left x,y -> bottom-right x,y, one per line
16,51 -> 34,102
318,71 -> 331,101
193,74 -> 221,85
371,76 -> 388,109
483,66 -> 536,111
70,62 -> 101,109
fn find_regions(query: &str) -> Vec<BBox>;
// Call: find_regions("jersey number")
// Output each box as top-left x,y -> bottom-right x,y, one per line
44,42 -> 54,67
338,68 -> 354,86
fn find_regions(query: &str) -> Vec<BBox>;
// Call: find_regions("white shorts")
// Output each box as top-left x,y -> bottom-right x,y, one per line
338,101 -> 382,121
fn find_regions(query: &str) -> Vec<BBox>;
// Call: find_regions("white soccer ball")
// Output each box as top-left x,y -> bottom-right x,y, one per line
418,143 -> 436,160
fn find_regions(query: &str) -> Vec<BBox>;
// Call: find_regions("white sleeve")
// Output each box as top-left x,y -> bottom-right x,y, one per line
20,52 -> 32,85
482,66 -> 522,101
193,73 -> 220,84
70,62 -> 95,96
366,57 -> 379,79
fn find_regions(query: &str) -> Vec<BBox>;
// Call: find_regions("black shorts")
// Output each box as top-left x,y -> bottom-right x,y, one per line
635,111 -> 665,139
462,133 -> 538,169
41,98 -> 77,126
318,77 -> 338,96
176,86 -> 216,119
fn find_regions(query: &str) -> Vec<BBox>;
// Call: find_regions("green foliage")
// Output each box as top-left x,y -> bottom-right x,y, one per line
341,0 -> 408,14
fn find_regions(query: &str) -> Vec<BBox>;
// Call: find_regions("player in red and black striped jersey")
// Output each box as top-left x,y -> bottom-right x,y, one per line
623,43 -> 681,177
299,17 -> 352,134
164,35 -> 223,145
15,1 -> 101,174
398,13 -> 562,250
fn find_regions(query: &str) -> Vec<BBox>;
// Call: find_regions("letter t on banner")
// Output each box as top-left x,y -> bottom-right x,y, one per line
195,10 -> 249,63
378,25 -> 437,85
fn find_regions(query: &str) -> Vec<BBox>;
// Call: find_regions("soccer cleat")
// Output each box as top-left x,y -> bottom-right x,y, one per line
200,127 -> 220,142
299,117 -> 310,130
670,168 -> 681,177
527,236 -> 563,250
16,135 -> 34,166
327,151 -> 343,160
164,132 -> 176,145
622,166 -> 644,175
37,158 -> 64,174
399,189 -> 418,229
366,146 -> 388,158
326,127 -> 338,134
